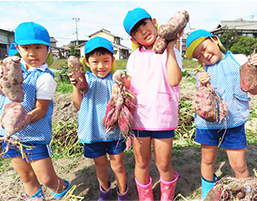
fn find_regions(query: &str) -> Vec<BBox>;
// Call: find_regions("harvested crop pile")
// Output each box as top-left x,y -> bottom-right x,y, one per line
103,70 -> 135,138
67,56 -> 89,95
194,83 -> 228,123
153,10 -> 189,54
205,175 -> 257,201
240,54 -> 257,92
0,56 -> 24,102
0,102 -> 29,140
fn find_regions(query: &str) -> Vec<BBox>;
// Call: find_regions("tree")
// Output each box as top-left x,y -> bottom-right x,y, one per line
230,35 -> 257,55
69,45 -> 80,57
219,28 -> 257,55
218,28 -> 238,50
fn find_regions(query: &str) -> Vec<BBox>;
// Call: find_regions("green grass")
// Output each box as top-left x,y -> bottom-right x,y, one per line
50,59 -> 67,70
55,81 -> 73,93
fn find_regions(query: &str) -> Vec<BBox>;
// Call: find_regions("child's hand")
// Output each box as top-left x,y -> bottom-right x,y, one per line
68,73 -> 77,85
198,72 -> 211,86
249,54 -> 257,66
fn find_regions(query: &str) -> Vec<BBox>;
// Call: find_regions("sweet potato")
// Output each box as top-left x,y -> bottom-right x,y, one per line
153,10 -> 189,54
103,70 -> 135,137
67,56 -> 89,95
194,84 -> 218,122
194,83 -> 228,123
240,61 -> 257,92
1,102 -> 29,138
118,105 -> 134,136
0,56 -> 24,102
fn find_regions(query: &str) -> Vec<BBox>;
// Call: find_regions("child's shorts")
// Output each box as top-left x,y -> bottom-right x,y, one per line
83,140 -> 126,159
195,124 -> 247,149
132,130 -> 175,139
1,141 -> 52,162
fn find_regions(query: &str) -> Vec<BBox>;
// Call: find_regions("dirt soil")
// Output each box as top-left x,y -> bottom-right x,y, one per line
1,77 -> 257,201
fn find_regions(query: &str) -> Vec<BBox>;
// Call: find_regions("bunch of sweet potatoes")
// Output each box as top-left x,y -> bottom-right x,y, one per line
103,70 -> 135,137
153,10 -> 189,54
67,56 -> 89,95
194,83 -> 228,123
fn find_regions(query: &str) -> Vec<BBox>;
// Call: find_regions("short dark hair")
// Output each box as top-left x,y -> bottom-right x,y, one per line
85,47 -> 113,61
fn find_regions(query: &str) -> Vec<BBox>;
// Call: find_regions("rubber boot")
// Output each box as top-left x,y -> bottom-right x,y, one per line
117,184 -> 129,201
160,171 -> 179,201
98,181 -> 111,201
135,176 -> 154,201
51,179 -> 71,200
30,185 -> 44,198
201,175 -> 217,199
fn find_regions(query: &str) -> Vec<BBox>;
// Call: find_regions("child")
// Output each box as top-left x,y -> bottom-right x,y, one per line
0,21 -> 70,199
185,29 -> 257,199
122,7 -> 182,201
70,36 -> 128,200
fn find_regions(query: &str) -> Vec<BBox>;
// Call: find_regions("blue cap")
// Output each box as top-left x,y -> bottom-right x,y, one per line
84,36 -> 113,54
186,29 -> 226,59
15,22 -> 50,46
8,43 -> 18,56
123,7 -> 151,35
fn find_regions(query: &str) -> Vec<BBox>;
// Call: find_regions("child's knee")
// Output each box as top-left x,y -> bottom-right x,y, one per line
19,171 -> 37,184
156,160 -> 171,172
111,162 -> 125,173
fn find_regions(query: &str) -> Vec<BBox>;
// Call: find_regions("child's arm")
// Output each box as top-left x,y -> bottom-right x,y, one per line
72,86 -> 83,110
69,75 -> 83,110
27,99 -> 51,122
166,39 -> 182,86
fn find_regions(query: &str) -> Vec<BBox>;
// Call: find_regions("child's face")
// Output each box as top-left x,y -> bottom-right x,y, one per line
85,53 -> 114,78
131,19 -> 157,50
17,44 -> 48,68
193,38 -> 225,66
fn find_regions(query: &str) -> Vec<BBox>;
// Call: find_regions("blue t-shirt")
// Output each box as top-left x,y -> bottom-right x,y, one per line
78,72 -> 122,143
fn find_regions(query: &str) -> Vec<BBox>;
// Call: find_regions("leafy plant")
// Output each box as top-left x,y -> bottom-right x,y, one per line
175,98 -> 196,144
51,120 -> 83,158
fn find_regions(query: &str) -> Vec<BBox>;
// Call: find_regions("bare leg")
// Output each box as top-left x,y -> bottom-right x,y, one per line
133,136 -> 152,185
109,152 -> 127,194
226,148 -> 249,178
93,155 -> 109,191
201,145 -> 218,181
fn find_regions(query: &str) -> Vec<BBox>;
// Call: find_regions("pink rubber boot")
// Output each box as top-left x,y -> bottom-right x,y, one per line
135,177 -> 154,201
160,171 -> 179,201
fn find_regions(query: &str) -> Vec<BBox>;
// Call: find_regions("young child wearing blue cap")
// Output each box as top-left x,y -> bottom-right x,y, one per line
69,36 -> 128,201
0,21 -> 70,199
186,29 -> 257,199
122,7 -> 183,201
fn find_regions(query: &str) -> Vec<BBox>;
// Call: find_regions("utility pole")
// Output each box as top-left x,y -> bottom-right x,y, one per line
72,17 -> 80,45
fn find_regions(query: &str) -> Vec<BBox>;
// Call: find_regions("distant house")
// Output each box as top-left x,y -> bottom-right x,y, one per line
78,29 -> 130,60
0,28 -> 14,59
211,18 -> 257,37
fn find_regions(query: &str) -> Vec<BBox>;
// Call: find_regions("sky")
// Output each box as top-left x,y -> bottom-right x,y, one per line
0,0 -> 257,48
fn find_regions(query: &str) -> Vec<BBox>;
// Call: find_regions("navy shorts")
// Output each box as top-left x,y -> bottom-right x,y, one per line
83,140 -> 126,159
1,141 -> 52,162
132,130 -> 175,139
195,124 -> 247,149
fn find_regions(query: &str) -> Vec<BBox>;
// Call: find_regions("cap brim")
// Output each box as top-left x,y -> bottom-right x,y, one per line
186,37 -> 206,59
16,39 -> 50,46
186,36 -> 226,59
